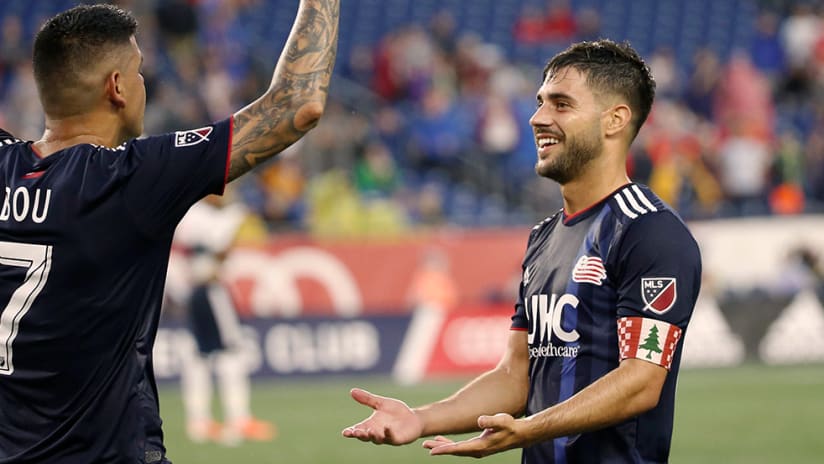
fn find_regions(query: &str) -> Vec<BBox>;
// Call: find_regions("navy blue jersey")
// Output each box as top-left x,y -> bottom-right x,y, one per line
0,129 -> 16,143
0,120 -> 232,463
511,183 -> 701,464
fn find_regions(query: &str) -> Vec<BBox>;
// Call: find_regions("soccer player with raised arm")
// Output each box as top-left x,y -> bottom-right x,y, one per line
0,2 -> 338,463
343,40 -> 701,464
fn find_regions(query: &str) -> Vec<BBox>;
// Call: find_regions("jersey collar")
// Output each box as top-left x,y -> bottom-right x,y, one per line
562,182 -> 633,225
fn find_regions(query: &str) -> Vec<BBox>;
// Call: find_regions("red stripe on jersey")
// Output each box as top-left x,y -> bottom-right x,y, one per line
221,116 -> 234,195
30,144 -> 45,159
22,171 -> 45,179
617,317 -> 682,370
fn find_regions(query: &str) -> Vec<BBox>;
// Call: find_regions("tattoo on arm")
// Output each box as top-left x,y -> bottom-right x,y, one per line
228,0 -> 339,182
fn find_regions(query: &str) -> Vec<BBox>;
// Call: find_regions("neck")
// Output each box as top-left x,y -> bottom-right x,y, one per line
560,153 -> 630,216
34,112 -> 122,157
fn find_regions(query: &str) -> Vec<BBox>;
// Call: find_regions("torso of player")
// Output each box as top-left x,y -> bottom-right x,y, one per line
0,119 -> 231,462
521,205 -> 617,372
0,140 -> 165,383
514,184 -> 701,463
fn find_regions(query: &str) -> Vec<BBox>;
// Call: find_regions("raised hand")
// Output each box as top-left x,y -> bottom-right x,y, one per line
341,388 -> 424,445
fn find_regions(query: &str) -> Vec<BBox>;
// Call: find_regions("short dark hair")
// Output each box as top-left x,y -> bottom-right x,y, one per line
543,39 -> 656,139
33,4 -> 138,115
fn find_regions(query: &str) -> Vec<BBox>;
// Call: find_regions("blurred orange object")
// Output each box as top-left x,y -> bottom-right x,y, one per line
769,183 -> 805,215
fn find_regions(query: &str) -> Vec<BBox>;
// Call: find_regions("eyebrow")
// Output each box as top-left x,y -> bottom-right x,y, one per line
537,91 -> 576,103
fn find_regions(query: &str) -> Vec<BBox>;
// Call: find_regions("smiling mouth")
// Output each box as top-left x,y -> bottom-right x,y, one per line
536,136 -> 561,149
536,136 -> 561,157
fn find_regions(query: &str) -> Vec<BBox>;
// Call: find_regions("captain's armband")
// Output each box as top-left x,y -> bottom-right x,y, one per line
617,317 -> 682,370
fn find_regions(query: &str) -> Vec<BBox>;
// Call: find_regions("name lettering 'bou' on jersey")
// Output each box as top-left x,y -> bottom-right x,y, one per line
511,183 -> 701,464
0,119 -> 232,463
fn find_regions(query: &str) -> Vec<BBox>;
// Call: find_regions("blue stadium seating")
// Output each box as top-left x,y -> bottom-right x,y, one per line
1,0 -> 757,75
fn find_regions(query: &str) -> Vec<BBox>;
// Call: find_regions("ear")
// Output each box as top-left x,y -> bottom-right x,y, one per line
603,104 -> 632,137
105,71 -> 126,109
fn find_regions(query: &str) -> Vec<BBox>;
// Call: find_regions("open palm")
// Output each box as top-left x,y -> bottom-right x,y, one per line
341,388 -> 424,445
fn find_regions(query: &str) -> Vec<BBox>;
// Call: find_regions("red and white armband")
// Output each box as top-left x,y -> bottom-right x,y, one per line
617,317 -> 683,370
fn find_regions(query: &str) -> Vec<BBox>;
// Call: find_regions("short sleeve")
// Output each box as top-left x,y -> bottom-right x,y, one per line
511,279 -> 528,330
512,229 -> 538,330
120,118 -> 232,237
612,212 -> 702,329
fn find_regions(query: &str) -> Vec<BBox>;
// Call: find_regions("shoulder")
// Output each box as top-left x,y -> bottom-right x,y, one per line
528,209 -> 562,241
0,128 -> 21,142
609,184 -> 700,258
0,128 -> 25,150
606,183 -> 668,222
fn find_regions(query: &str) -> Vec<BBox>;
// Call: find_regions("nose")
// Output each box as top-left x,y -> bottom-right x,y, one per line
529,106 -> 549,129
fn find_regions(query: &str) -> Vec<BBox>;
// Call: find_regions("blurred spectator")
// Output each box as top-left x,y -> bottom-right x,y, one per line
683,48 -> 722,120
769,130 -> 805,214
3,61 -> 42,140
779,3 -> 821,71
428,10 -> 459,58
256,153 -> 307,229
575,7 -> 602,41
750,10 -> 786,81
406,86 -> 472,184
474,92 -> 520,197
514,0 -> 577,44
0,15 -> 26,91
714,118 -> 772,216
714,53 -> 775,141
514,4 -> 550,45
649,47 -> 685,100
413,182 -> 448,227
406,248 -> 459,313
354,140 -> 401,198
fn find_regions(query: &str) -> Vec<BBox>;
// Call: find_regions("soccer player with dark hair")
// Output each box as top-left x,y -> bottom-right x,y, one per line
0,2 -> 338,463
343,39 -> 701,464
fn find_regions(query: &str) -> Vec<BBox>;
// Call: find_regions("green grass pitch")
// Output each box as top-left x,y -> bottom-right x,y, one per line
159,364 -> 824,464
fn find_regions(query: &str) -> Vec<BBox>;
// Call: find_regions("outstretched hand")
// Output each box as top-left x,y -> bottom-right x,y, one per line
341,388 -> 424,445
422,413 -> 528,458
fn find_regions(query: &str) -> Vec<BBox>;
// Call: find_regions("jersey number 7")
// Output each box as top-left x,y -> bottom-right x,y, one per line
0,241 -> 53,376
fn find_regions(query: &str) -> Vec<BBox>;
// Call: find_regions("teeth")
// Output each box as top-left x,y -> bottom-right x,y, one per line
537,137 -> 559,147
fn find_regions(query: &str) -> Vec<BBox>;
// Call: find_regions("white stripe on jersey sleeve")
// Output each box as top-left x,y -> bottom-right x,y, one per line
613,193 -> 638,219
632,185 -> 658,212
622,189 -> 648,215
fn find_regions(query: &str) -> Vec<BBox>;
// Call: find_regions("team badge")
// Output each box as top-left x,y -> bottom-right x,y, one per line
641,277 -> 677,314
174,126 -> 213,147
572,255 -> 606,286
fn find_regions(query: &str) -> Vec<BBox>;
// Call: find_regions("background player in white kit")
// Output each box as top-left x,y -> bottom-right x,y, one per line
171,195 -> 276,444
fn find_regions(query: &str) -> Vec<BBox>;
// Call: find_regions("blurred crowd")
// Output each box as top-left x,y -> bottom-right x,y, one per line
3,0 -> 824,236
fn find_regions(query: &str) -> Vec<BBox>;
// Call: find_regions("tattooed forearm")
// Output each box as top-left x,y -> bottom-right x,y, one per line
228,0 -> 339,182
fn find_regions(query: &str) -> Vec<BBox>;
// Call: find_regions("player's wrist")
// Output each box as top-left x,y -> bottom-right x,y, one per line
412,406 -> 437,439
520,413 -> 553,446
